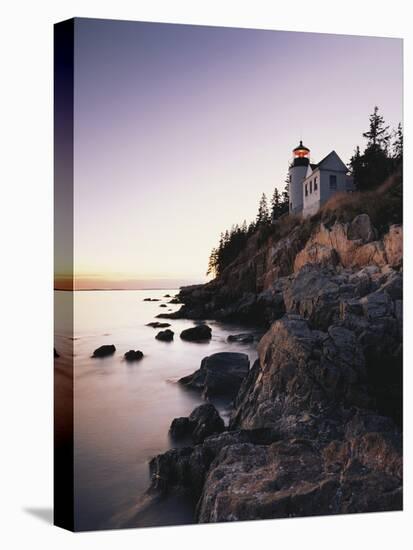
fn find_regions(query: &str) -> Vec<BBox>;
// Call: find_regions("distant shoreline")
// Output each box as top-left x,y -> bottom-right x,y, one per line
54,288 -> 182,292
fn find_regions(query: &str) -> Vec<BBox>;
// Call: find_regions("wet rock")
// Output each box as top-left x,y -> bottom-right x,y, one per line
180,324 -> 212,342
170,404 -> 225,444
169,417 -> 192,439
164,294 -> 171,298
92,344 -> 116,358
227,333 -> 254,343
54,348 -> 60,358
159,304 -> 167,308
146,322 -> 171,328
143,298 -> 160,302
155,329 -> 174,342
179,352 -> 249,399
124,350 -> 144,362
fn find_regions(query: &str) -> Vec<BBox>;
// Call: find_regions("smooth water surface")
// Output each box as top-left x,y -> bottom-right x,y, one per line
54,289 -> 259,530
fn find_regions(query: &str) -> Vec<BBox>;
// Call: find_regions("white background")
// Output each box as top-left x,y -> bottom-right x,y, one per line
0,1 -> 411,548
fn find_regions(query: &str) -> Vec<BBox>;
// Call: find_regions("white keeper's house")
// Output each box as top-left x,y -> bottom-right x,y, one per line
288,141 -> 354,217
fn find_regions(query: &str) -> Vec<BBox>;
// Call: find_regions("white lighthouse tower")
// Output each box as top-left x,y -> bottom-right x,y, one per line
289,140 -> 310,214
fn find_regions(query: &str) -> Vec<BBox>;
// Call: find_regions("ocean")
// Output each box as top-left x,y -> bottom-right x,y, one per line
54,289 -> 259,530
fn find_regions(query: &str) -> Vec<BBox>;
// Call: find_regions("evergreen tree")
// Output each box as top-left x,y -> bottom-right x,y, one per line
392,122 -> 403,163
349,145 -> 362,177
256,193 -> 270,226
279,176 -> 290,216
271,187 -> 281,221
206,247 -> 218,277
362,106 -> 391,151
351,107 -> 395,190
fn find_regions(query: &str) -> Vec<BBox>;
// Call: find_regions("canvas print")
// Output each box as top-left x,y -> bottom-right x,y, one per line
54,18 -> 403,531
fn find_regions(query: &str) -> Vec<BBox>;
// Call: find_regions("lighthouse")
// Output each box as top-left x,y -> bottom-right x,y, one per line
289,140 -> 310,214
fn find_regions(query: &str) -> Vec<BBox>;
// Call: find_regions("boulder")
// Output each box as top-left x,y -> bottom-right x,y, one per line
155,329 -> 174,342
231,315 -> 370,433
348,213 -> 377,242
124,350 -> 144,362
54,348 -> 60,358
146,322 -> 171,328
179,352 -> 250,399
197,431 -> 401,522
384,225 -> 403,268
92,344 -> 116,358
159,304 -> 167,308
169,404 -> 225,444
180,324 -> 212,342
227,333 -> 254,343
143,298 -> 160,302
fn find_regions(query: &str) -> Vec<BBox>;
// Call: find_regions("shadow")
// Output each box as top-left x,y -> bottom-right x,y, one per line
24,507 -> 54,524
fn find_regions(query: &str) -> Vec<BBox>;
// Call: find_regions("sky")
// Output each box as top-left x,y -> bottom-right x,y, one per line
63,18 -> 402,289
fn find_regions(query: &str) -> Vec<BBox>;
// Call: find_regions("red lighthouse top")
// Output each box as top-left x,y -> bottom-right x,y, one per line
293,140 -> 310,158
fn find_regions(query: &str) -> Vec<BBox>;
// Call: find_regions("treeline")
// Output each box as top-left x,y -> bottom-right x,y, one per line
349,106 -> 403,190
207,106 -> 403,279
206,183 -> 289,277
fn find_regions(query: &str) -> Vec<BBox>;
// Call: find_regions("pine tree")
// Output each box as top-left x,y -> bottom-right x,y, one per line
281,175 -> 290,215
271,187 -> 281,221
256,193 -> 270,226
206,247 -> 218,277
349,145 -> 362,177
362,106 -> 391,151
392,123 -> 403,162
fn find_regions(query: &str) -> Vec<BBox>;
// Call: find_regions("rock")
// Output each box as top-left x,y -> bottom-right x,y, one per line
54,348 -> 60,358
169,404 -> 225,444
180,324 -> 212,342
189,404 -> 225,443
293,216 -> 398,272
227,333 -> 254,343
92,344 -> 116,358
164,294 -> 171,298
124,350 -> 144,362
155,329 -> 174,342
156,311 -> 182,319
197,431 -> 401,522
143,298 -> 160,302
384,225 -> 403,268
169,417 -> 192,439
169,298 -> 182,304
146,322 -> 171,328
159,304 -> 167,308
179,352 -> 250,399
348,213 -> 377,242
283,265 -> 341,330
231,316 -> 370,433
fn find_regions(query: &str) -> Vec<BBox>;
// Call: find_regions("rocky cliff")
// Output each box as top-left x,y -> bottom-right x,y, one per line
147,208 -> 403,523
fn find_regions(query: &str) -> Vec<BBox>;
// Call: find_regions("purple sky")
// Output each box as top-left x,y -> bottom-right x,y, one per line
72,18 -> 402,289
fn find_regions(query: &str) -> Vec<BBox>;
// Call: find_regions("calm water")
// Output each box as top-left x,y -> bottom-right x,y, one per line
54,289 -> 259,531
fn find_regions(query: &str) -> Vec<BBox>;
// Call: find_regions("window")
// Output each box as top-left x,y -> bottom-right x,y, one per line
314,176 -> 318,191
310,180 -> 313,193
329,174 -> 337,190
305,184 -> 308,197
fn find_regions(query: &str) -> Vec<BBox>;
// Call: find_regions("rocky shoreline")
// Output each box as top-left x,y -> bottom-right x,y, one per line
142,213 -> 403,523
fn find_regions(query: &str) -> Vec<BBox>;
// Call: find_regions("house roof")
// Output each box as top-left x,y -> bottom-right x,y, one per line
312,150 -> 348,172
